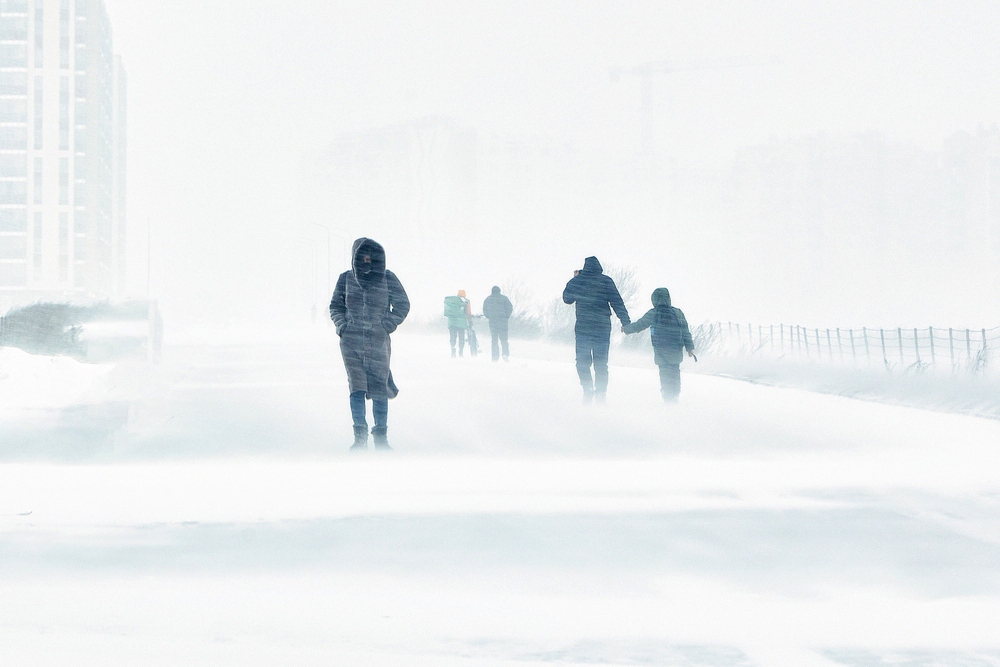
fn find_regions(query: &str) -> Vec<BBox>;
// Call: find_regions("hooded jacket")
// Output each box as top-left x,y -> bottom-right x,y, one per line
482,286 -> 513,323
562,256 -> 630,335
329,238 -> 410,398
623,288 -> 694,365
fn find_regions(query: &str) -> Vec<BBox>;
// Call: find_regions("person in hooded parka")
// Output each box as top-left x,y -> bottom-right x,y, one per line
622,288 -> 695,402
562,256 -> 631,403
329,238 -> 410,450
482,286 -> 513,361
443,290 -> 471,357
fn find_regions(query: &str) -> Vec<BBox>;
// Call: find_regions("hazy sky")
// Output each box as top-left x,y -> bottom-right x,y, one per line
105,0 -> 1000,326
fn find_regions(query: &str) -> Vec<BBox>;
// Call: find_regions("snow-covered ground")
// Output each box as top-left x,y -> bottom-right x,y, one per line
2,330 -> 1000,666
0,346 -> 116,412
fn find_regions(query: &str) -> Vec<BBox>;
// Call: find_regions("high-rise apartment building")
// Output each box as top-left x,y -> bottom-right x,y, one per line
0,0 -> 126,305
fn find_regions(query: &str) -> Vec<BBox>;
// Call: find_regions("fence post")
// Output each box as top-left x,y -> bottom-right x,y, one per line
966,328 -> 972,362
804,325 -> 810,358
769,325 -> 774,352
849,329 -> 855,362
748,323 -> 753,348
880,328 -> 887,366
984,328 -> 989,361
898,327 -> 905,365
780,324 -> 784,353
736,323 -> 741,347
863,327 -> 870,362
913,328 -> 921,364
817,329 -> 822,359
928,326 -> 935,367
824,328 -> 831,361
949,328 -> 955,368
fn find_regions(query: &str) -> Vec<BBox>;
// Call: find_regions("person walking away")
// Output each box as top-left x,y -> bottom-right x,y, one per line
443,290 -> 471,357
562,256 -> 630,403
622,288 -> 695,402
482,286 -> 513,361
330,238 -> 410,450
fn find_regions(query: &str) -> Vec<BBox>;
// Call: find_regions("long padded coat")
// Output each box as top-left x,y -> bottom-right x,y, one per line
329,238 -> 410,399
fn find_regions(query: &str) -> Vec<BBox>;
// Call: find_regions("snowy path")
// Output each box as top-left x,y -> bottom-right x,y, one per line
2,330 -> 1000,666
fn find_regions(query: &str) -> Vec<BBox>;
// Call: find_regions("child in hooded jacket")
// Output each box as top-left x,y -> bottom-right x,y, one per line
622,288 -> 695,401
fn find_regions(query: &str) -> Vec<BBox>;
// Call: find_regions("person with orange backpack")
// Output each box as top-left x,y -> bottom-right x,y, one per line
443,289 -> 472,357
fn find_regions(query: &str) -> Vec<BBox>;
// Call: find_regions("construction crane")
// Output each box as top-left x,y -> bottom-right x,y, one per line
610,58 -> 777,157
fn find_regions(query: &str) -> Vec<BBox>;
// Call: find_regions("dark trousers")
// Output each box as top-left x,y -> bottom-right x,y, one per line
350,391 -> 387,429
658,363 -> 681,401
449,326 -> 465,354
489,321 -> 509,361
575,332 -> 610,393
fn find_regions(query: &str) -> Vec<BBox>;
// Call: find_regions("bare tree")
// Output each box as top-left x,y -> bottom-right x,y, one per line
602,263 -> 642,314
496,274 -> 543,339
499,275 -> 537,320
543,296 -> 576,343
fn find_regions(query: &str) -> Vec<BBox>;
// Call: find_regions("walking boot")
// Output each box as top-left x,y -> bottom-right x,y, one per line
594,391 -> 606,404
372,427 -> 391,450
350,424 -> 368,451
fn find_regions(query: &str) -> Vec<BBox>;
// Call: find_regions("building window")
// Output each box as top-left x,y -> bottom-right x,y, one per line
0,180 -> 26,203
0,71 -> 27,95
0,125 -> 27,150
0,153 -> 26,178
32,156 -> 41,203
60,75 -> 69,149
1,0 -> 30,13
0,15 -> 28,40
0,97 -> 27,123
58,212 -> 68,280
0,261 -> 26,286
59,157 -> 68,204
33,75 -> 41,149
32,210 -> 41,279
0,207 -> 26,232
33,0 -> 43,67
59,0 -> 69,68
0,233 -> 27,260
0,42 -> 27,67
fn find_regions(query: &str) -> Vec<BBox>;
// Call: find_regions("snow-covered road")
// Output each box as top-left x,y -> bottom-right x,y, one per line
2,330 -> 1000,666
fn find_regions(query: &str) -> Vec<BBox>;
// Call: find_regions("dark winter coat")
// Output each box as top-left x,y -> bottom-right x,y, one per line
623,288 -> 694,365
329,238 -> 410,399
482,287 -> 513,323
562,256 -> 630,336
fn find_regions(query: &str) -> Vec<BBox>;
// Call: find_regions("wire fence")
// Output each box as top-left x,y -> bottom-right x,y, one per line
694,322 -> 1000,374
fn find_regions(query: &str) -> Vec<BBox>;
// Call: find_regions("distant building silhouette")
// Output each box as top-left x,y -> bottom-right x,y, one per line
0,0 -> 127,308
